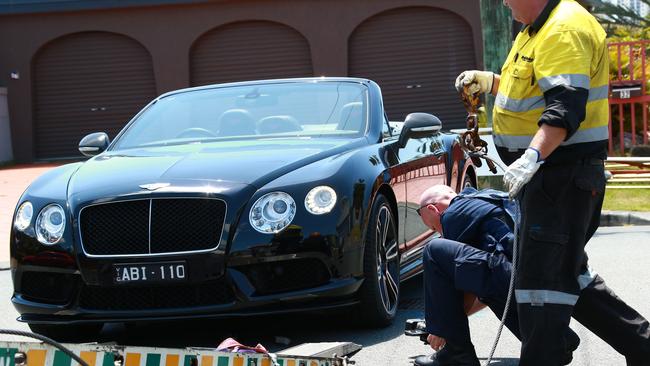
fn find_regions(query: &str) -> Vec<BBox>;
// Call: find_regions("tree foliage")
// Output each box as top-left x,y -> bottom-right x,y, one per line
575,1 -> 650,91
608,27 -> 650,84
583,1 -> 650,153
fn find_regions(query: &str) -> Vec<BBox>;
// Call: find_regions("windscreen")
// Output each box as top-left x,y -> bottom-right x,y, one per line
112,81 -> 368,150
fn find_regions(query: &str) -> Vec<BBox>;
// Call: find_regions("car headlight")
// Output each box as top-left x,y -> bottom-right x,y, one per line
305,186 -> 337,215
14,201 -> 33,231
249,192 -> 296,234
35,204 -> 66,245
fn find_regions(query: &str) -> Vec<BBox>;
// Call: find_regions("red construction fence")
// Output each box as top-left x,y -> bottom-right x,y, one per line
609,40 -> 650,156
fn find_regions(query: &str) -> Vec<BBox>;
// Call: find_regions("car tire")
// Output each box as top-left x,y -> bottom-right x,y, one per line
462,174 -> 476,189
358,194 -> 400,327
28,323 -> 103,342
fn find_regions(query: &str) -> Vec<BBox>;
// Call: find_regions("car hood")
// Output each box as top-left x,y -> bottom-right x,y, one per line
68,137 -> 367,203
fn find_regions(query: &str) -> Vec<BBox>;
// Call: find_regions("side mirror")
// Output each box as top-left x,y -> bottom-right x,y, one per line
78,132 -> 110,157
397,113 -> 442,148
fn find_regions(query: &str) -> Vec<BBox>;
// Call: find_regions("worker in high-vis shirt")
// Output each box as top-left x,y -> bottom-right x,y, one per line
455,0 -> 650,365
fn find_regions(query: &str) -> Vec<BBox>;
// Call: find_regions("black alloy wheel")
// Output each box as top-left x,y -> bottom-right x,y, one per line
358,194 -> 400,326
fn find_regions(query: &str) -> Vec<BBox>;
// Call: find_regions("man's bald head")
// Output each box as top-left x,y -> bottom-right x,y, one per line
417,185 -> 457,234
419,185 -> 457,211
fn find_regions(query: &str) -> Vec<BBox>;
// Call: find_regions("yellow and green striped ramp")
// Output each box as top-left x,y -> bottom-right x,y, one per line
0,342 -> 346,366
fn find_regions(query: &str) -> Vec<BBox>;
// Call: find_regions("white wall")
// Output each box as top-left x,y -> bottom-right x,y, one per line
0,87 -> 14,163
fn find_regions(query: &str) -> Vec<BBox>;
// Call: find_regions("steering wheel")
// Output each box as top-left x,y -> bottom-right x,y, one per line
176,128 -> 216,139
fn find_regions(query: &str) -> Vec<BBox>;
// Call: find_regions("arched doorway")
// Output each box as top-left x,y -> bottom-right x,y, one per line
33,32 -> 156,159
190,21 -> 313,86
349,7 -> 476,129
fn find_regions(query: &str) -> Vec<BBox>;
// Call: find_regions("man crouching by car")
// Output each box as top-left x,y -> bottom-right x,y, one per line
413,184 -> 650,366
413,184 -> 579,366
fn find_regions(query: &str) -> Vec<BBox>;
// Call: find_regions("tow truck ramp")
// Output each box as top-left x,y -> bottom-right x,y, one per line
0,341 -> 359,366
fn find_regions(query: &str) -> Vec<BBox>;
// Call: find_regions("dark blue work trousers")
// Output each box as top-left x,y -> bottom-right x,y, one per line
423,238 -> 520,346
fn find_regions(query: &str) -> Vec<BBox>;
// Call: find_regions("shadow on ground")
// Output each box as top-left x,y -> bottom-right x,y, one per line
92,275 -> 426,353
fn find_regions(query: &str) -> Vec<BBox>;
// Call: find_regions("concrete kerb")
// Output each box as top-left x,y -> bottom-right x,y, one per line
601,211 -> 650,226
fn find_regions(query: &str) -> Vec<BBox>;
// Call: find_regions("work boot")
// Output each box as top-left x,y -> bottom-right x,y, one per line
414,342 -> 480,366
562,328 -> 581,365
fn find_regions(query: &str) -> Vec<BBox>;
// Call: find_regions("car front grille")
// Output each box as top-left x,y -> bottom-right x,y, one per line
237,258 -> 331,295
20,271 -> 78,304
79,281 -> 235,311
80,198 -> 226,256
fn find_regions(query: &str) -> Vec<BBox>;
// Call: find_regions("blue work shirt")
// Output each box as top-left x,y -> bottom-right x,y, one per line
440,187 -> 514,260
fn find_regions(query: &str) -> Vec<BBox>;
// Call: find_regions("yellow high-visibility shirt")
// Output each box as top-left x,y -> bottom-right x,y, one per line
493,0 -> 609,154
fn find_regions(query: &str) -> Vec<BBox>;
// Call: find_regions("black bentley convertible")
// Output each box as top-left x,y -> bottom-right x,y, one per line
10,77 -> 476,339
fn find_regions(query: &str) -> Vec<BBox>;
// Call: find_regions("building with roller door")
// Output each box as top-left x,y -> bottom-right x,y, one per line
0,0 -> 483,162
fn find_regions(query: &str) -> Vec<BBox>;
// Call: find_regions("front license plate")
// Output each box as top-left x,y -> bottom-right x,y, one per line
114,261 -> 187,284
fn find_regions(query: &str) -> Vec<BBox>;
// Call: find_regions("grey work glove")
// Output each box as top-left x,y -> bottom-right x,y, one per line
455,70 -> 495,95
503,148 -> 544,199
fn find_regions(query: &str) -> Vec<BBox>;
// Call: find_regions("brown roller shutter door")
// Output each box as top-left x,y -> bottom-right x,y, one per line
349,7 -> 477,130
33,32 -> 156,159
190,21 -> 313,86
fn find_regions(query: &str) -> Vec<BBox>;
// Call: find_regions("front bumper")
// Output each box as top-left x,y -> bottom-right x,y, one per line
12,264 -> 363,325
11,190 -> 366,325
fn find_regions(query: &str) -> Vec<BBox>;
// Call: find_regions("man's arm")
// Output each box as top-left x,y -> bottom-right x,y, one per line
478,215 -> 515,258
503,86 -> 582,197
530,76 -> 588,160
529,123 -> 567,161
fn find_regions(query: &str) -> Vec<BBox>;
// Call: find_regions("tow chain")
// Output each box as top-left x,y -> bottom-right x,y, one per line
459,86 -> 498,174
457,88 -> 519,366
405,88 -> 519,366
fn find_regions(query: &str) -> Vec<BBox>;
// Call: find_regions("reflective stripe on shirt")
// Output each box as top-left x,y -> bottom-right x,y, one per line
538,74 -> 590,92
495,94 -> 545,113
589,85 -> 609,101
495,85 -> 608,114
